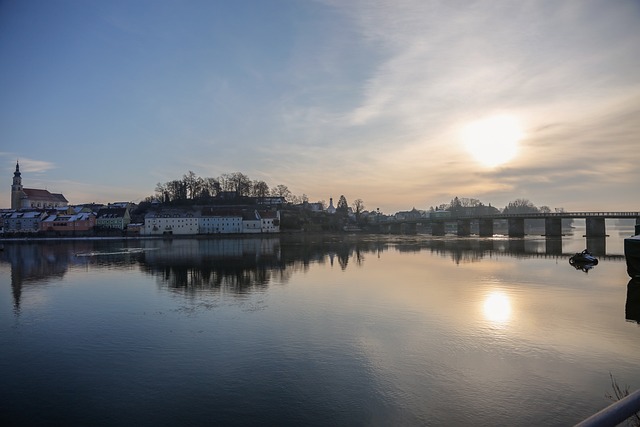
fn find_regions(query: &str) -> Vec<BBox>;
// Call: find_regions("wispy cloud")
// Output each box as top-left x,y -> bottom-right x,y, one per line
0,154 -> 56,174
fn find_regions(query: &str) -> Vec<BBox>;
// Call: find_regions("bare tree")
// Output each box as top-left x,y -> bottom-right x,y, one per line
503,198 -> 537,214
183,171 -> 201,199
229,172 -> 251,196
352,198 -> 365,222
271,184 -> 292,200
251,180 -> 270,198
203,177 -> 221,198
155,182 -> 166,201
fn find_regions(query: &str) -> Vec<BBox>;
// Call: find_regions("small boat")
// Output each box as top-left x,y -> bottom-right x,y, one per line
569,249 -> 598,266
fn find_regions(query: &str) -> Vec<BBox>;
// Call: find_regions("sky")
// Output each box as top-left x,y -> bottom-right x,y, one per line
1,0 -> 639,214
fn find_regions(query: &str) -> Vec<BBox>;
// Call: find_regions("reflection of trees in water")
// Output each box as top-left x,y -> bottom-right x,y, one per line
139,236 -> 391,292
279,236 -> 387,271
141,258 -> 284,294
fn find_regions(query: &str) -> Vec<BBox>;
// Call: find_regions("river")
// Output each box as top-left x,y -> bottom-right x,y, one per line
1,224 -> 638,426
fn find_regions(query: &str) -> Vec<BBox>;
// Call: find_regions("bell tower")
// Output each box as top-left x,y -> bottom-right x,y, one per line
11,160 -> 23,210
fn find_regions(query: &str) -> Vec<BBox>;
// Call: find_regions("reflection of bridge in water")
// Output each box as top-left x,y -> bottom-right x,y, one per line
410,237 -> 626,260
384,211 -> 640,238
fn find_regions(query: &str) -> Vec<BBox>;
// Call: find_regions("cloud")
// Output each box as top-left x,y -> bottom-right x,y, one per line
0,154 -> 56,174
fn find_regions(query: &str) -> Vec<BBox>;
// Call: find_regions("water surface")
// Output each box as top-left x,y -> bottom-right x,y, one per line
1,230 -> 638,426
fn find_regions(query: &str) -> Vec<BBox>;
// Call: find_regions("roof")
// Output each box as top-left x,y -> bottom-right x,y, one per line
242,210 -> 260,221
201,207 -> 243,217
97,208 -> 127,219
44,212 -> 95,222
7,210 -> 45,219
145,208 -> 200,219
259,211 -> 279,219
22,188 -> 68,203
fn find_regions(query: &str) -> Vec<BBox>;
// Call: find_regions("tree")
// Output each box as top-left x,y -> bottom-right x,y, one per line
218,173 -> 233,192
337,195 -> 348,215
352,199 -> 365,222
251,180 -> 270,199
503,198 -> 537,214
271,184 -> 292,200
229,172 -> 251,196
202,177 -> 221,198
182,171 -> 201,200
166,179 -> 187,202
449,197 -> 463,217
155,182 -> 167,201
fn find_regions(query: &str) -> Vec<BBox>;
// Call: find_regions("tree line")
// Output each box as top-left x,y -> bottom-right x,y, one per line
430,197 -> 566,217
150,171 -> 311,205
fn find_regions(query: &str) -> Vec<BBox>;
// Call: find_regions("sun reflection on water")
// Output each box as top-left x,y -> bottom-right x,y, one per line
482,291 -> 512,324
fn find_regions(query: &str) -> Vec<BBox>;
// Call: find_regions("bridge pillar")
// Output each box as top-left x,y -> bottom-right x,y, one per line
431,221 -> 445,236
508,218 -> 525,237
586,217 -> 606,237
478,218 -> 494,237
544,217 -> 562,237
457,219 -> 471,236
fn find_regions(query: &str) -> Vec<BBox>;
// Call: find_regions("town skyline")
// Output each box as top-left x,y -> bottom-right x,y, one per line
1,1 -> 639,213
3,161 -> 625,216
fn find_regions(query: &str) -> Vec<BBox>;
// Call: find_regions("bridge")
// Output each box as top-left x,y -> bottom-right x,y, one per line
382,211 -> 640,238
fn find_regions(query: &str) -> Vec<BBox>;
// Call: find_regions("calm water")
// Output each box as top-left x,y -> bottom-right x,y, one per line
1,226 -> 639,426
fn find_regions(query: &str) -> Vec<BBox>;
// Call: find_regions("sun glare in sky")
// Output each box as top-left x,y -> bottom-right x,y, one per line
460,115 -> 524,168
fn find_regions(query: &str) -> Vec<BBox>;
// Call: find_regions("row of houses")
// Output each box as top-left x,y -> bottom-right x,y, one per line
0,205 -> 280,236
144,208 -> 280,235
1,204 -> 131,235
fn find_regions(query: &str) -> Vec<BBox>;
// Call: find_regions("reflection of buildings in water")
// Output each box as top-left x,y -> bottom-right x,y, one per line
625,278 -> 640,324
141,238 -> 281,263
1,243 -> 72,312
140,238 -> 286,293
2,241 -> 151,314
141,237 -> 386,292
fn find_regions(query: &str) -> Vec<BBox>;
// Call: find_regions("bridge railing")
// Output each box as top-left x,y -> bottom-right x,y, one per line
455,212 -> 640,220
575,388 -> 640,427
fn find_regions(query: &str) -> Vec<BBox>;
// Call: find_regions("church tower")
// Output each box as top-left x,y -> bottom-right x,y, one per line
11,161 -> 23,210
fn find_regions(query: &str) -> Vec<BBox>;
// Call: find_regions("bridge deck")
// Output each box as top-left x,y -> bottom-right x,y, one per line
389,212 -> 640,223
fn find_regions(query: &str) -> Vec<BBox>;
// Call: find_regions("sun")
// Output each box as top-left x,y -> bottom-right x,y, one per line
460,115 -> 524,167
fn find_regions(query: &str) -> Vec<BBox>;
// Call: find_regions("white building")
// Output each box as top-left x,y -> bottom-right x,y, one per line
260,210 -> 280,233
144,209 -> 200,236
242,210 -> 262,234
144,208 -> 280,235
200,208 -> 243,234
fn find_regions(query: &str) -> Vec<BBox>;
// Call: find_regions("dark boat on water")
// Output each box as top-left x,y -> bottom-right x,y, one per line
570,249 -> 598,264
569,249 -> 598,272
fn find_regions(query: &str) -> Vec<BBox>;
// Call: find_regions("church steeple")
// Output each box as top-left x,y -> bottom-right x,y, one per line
11,160 -> 23,210
13,161 -> 21,184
